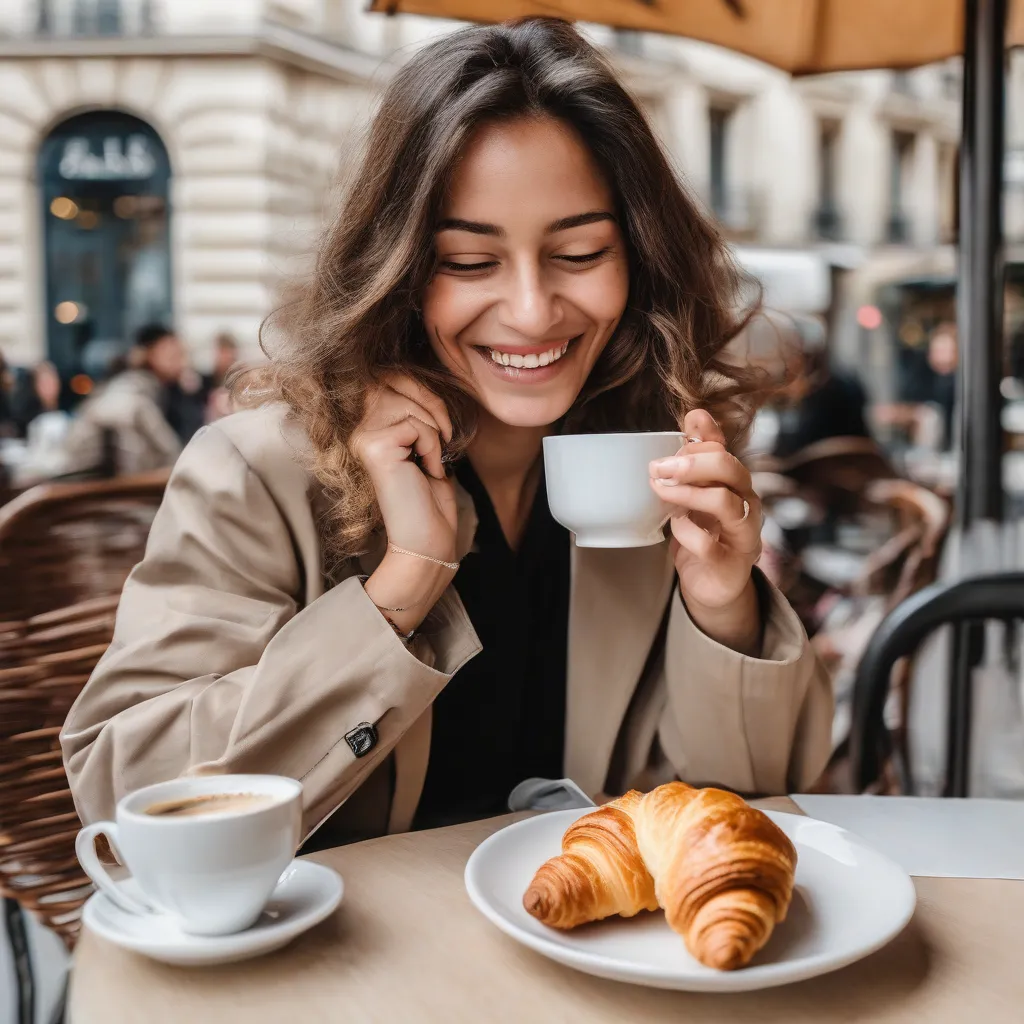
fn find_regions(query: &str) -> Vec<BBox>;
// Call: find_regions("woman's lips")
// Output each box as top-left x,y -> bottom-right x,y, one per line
471,335 -> 582,384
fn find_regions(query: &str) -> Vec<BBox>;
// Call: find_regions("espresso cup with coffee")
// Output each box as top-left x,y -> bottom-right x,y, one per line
543,431 -> 686,547
76,774 -> 302,936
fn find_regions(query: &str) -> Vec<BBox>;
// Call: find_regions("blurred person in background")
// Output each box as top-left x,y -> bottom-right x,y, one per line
62,323 -> 184,477
10,361 -> 73,484
0,351 -> 14,439
63,18 -> 830,844
202,331 -> 240,423
874,320 -> 958,453
924,322 -> 958,450
773,314 -> 871,459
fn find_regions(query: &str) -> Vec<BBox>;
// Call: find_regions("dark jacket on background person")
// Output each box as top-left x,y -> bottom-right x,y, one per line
773,370 -> 870,459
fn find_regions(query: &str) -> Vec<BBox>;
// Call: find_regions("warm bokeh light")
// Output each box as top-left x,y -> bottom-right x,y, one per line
856,305 -> 883,330
49,196 -> 78,220
54,300 -> 81,324
69,374 -> 94,396
113,195 -> 136,218
77,210 -> 99,229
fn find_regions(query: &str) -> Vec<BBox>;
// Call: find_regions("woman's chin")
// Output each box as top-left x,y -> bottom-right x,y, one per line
474,392 -> 576,430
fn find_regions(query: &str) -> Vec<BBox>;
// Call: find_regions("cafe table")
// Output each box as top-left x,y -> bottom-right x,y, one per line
69,797 -> 1024,1023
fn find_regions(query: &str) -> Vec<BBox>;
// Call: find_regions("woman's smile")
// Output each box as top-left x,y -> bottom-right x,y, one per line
471,335 -> 581,383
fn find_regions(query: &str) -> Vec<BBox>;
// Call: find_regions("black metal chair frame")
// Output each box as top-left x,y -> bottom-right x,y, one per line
849,572 -> 1024,795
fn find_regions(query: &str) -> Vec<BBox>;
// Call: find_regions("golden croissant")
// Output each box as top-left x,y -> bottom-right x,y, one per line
522,790 -> 659,929
634,782 -> 797,970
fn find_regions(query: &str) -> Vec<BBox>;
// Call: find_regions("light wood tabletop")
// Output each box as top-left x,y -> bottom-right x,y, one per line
69,797 -> 1024,1023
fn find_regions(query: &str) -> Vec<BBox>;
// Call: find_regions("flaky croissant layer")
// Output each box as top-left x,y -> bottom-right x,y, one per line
522,790 -> 658,929
523,782 -> 798,971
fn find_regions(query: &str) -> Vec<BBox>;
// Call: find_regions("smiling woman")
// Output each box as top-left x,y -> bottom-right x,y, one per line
62,18 -> 832,847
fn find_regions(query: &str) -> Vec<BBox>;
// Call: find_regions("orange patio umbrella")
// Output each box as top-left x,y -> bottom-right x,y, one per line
369,0 -> 1024,74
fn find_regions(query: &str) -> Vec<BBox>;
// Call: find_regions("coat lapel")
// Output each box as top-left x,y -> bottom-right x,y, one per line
564,541 -> 677,796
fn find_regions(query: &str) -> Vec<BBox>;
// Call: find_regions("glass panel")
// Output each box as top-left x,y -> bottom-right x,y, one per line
39,112 -> 172,379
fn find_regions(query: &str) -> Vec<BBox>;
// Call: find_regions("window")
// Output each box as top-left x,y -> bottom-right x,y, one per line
939,143 -> 959,243
813,120 -> 843,240
888,131 -> 915,243
709,107 -> 732,220
892,70 -> 912,95
707,104 -> 759,238
614,29 -> 644,56
37,0 -> 125,35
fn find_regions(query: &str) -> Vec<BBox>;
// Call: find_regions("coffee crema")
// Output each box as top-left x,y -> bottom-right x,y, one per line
144,792 -> 273,818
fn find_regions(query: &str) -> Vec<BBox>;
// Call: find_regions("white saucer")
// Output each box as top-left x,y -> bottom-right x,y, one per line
82,859 -> 343,967
465,809 -> 916,993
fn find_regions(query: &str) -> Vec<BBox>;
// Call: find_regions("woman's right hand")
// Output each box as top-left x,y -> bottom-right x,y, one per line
351,374 -> 459,631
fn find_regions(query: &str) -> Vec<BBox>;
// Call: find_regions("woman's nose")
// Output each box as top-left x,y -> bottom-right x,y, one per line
500,264 -> 560,338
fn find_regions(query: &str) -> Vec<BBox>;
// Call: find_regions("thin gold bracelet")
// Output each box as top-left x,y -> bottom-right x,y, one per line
389,544 -> 460,571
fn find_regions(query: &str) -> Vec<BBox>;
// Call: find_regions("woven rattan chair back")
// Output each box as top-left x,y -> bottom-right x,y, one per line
0,470 -> 169,947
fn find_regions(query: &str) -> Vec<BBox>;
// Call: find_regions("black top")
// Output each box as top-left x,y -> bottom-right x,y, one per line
412,458 -> 571,830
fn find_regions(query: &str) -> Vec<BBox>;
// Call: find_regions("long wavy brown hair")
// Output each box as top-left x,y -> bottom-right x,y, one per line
245,16 -> 764,565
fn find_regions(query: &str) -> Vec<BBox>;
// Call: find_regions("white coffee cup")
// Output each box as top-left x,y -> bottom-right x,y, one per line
543,431 -> 686,547
76,774 -> 302,936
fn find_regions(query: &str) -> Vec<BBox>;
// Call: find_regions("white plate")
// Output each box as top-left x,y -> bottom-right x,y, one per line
465,809 -> 916,993
82,859 -> 343,967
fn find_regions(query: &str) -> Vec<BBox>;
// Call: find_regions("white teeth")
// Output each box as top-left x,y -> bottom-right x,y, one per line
487,341 -> 572,369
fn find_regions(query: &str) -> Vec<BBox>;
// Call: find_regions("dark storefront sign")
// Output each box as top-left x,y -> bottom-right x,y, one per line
38,111 -> 173,380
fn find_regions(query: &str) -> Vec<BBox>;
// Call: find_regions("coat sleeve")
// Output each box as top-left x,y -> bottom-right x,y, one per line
60,424 -> 480,833
654,571 -> 834,795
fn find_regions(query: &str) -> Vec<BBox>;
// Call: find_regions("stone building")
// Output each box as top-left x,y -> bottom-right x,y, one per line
0,0 -> 1020,399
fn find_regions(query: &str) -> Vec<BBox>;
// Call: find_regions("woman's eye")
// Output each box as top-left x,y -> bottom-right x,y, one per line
555,248 -> 611,265
440,259 -> 498,272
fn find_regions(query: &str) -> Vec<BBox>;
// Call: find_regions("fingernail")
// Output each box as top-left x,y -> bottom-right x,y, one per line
651,456 -> 688,476
652,476 -> 680,487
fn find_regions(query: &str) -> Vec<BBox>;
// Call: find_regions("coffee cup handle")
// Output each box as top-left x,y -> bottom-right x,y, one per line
76,822 -> 154,916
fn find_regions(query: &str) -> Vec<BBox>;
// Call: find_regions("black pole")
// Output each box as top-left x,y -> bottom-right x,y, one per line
946,0 -> 1008,798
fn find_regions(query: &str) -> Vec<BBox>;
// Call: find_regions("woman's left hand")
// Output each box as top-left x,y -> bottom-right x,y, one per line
649,409 -> 763,654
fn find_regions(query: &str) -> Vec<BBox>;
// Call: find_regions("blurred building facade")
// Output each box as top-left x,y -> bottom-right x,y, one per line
0,1 -> 1022,394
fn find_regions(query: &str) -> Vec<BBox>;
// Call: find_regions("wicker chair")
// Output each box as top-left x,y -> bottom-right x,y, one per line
0,470 -> 169,948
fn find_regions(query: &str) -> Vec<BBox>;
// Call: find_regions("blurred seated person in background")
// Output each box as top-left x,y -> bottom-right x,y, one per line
773,314 -> 871,459
9,361 -> 73,485
203,331 -> 240,423
63,323 -> 184,477
0,351 -> 13,439
873,321 -> 958,452
923,322 -> 957,450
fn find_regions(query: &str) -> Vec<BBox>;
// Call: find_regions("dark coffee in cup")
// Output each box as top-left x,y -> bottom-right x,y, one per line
144,792 -> 273,818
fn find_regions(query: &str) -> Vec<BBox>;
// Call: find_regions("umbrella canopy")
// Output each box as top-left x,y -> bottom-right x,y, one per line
368,0 -> 1024,73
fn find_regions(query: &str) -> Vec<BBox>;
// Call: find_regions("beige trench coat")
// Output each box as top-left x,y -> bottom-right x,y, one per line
61,404 -> 833,842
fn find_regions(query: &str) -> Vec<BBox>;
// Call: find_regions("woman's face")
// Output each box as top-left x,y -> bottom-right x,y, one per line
422,116 -> 629,428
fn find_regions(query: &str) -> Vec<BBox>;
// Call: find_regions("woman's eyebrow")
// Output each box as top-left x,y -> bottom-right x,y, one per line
435,210 -> 616,237
545,210 -> 616,233
436,218 -> 504,237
